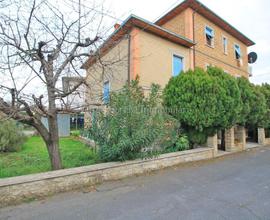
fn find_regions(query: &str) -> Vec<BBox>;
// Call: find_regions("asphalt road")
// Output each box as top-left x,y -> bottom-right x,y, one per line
1,147 -> 270,220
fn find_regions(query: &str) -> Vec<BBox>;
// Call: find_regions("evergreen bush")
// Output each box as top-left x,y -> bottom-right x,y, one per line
163,67 -> 241,146
0,119 -> 26,152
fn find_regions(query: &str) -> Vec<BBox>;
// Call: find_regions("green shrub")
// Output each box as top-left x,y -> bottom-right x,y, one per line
87,78 -> 179,162
71,130 -> 80,137
248,85 -> 268,128
236,77 -> 253,126
163,68 -> 218,131
175,136 -> 189,151
236,77 -> 268,128
185,129 -> 208,146
0,120 -> 26,152
257,83 -> 270,128
165,135 -> 189,153
163,67 -> 241,146
207,66 -> 241,128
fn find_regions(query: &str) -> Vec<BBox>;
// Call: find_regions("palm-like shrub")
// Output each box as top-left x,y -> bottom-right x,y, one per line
87,78 -> 179,162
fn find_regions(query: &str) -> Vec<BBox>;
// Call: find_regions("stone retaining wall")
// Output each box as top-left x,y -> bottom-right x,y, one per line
258,128 -> 270,145
0,147 -> 214,207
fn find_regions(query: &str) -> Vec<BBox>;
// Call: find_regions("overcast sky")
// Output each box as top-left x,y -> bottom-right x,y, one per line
104,0 -> 270,84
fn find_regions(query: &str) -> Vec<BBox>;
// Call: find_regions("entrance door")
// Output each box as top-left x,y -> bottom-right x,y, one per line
247,127 -> 258,143
218,130 -> 226,151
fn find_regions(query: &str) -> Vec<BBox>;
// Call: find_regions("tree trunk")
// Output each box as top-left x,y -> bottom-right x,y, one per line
46,61 -> 62,170
33,120 -> 62,170
46,101 -> 62,170
46,139 -> 62,170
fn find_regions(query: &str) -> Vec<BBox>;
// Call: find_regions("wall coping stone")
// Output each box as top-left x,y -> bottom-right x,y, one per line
0,147 -> 211,187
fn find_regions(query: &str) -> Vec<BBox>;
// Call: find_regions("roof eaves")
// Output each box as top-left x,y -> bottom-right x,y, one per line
155,0 -> 255,46
82,14 -> 195,69
155,0 -> 187,25
193,0 -> 255,46
81,16 -> 132,69
130,14 -> 194,46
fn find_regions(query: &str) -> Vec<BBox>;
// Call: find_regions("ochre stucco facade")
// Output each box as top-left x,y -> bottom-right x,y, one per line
84,0 -> 254,119
160,8 -> 249,78
130,28 -> 191,89
85,26 -> 192,110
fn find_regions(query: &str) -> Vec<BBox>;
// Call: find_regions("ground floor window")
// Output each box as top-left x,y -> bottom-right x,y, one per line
172,55 -> 183,77
103,81 -> 110,104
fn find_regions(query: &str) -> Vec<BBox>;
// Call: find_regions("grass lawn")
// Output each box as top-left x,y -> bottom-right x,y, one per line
0,136 -> 98,178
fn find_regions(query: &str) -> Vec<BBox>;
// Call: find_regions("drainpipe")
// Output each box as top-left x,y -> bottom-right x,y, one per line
192,10 -> 196,70
127,33 -> 131,85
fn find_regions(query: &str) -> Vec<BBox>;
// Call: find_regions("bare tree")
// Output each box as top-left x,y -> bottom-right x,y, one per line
0,0 -> 114,170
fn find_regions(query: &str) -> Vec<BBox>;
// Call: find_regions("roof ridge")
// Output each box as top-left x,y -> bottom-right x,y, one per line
155,0 -> 255,46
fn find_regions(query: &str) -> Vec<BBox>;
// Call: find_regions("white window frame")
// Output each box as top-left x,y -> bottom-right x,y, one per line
222,35 -> 228,55
234,43 -> 242,60
205,25 -> 215,48
172,53 -> 185,76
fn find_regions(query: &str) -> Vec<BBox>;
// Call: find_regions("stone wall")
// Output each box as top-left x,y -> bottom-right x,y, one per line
207,134 -> 218,156
0,147 -> 214,207
258,128 -> 270,145
224,126 -> 246,152
225,127 -> 235,152
258,128 -> 266,145
234,126 -> 246,151
207,126 -> 246,153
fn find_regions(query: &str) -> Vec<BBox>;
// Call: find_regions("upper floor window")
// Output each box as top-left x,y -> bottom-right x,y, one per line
234,44 -> 241,60
172,55 -> 183,76
222,36 -> 228,54
103,81 -> 110,104
205,26 -> 214,47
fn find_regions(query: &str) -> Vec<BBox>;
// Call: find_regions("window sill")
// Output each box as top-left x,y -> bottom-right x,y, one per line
205,44 -> 215,49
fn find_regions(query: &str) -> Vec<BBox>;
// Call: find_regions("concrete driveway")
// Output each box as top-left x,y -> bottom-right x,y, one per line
1,147 -> 270,220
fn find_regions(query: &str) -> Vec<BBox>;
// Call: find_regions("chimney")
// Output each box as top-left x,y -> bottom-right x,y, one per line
114,23 -> 120,30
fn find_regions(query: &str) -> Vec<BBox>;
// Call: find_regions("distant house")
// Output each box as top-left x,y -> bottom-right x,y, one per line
41,113 -> 70,137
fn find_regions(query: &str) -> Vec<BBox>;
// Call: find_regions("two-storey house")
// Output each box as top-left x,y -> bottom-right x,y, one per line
83,0 -> 255,152
83,0 -> 254,107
